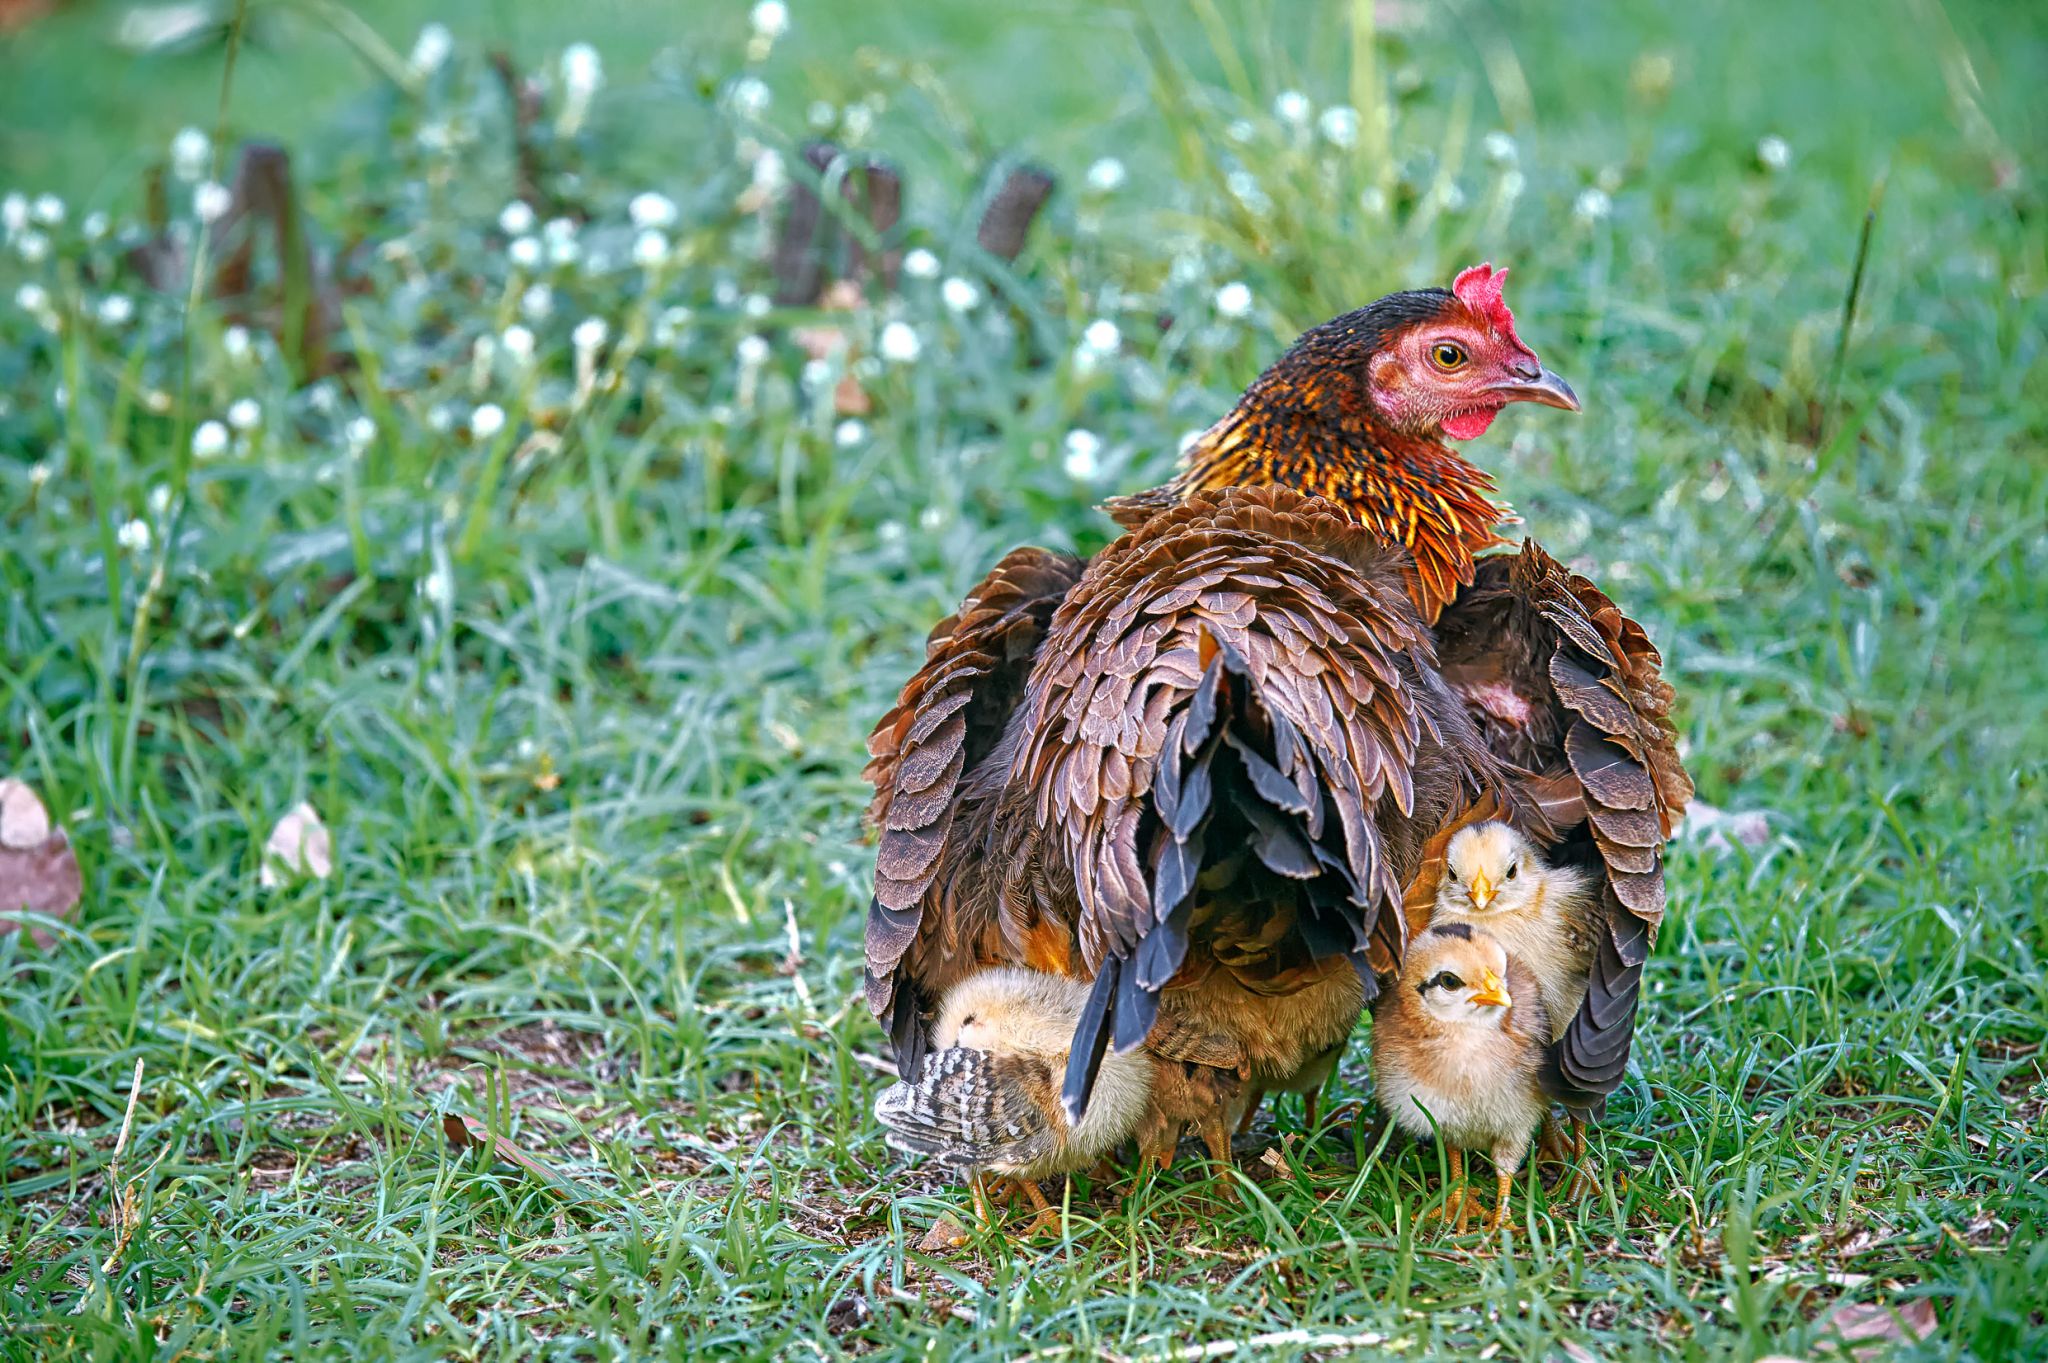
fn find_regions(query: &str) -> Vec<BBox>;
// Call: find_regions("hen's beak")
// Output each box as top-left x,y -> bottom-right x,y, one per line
1470,968 -> 1511,1009
1468,871 -> 1495,910
1487,367 -> 1580,412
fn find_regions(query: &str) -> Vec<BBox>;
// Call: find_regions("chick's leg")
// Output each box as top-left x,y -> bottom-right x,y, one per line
1421,1148 -> 1480,1232
1018,1178 -> 1063,1238
1482,1170 -> 1515,1233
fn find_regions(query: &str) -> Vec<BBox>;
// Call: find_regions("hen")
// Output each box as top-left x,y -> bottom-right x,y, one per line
865,264 -> 1688,1171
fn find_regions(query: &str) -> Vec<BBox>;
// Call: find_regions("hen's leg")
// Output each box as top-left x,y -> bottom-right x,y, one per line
1551,1117 -> 1596,1202
1302,1089 -> 1322,1135
1196,1111 -> 1240,1201
1234,1089 -> 1266,1136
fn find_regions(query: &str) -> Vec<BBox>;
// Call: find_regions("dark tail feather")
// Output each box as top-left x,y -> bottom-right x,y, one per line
888,978 -> 927,1080
1062,957 -> 1120,1124
1111,957 -> 1160,1052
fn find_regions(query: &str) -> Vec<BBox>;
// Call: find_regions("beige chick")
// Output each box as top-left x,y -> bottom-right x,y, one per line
1370,924 -> 1550,1233
873,967 -> 1152,1236
1432,820 -> 1597,1042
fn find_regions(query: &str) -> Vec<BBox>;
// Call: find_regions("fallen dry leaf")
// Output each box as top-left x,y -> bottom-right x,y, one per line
1818,1298 -> 1937,1359
441,1113 -> 592,1201
918,1216 -> 969,1252
0,777 -> 83,947
259,801 -> 332,886
1,777 -> 53,848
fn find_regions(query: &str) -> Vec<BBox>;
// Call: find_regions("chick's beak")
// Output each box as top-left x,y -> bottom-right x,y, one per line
1468,871 -> 1495,909
1486,367 -> 1580,413
1470,968 -> 1511,1009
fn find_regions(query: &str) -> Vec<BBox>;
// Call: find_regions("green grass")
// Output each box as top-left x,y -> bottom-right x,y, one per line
3,0 -> 2046,1358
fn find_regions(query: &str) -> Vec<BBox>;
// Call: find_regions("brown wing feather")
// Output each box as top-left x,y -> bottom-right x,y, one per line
1012,486 -> 1505,987
863,548 -> 1086,1021
1435,539 -> 1691,1117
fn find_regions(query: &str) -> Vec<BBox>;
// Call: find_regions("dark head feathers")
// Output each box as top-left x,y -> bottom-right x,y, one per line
1423,921 -> 1474,942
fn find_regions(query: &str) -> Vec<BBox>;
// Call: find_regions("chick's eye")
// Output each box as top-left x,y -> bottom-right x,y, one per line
1431,341 -> 1468,370
1504,863 -> 1518,880
960,1014 -> 976,1027
1436,972 -> 1464,991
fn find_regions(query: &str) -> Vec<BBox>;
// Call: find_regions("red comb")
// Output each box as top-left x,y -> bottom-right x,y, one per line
1452,262 -> 1533,357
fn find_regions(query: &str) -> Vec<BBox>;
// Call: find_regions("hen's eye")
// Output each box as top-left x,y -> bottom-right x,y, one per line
1431,341 -> 1468,370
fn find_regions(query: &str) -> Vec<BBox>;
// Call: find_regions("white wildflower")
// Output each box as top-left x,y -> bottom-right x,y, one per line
1757,134 -> 1791,172
902,247 -> 940,279
751,147 -> 786,193
147,484 -> 172,516
736,334 -> 770,366
573,315 -> 607,351
0,192 -> 24,233
727,76 -> 772,118
801,358 -> 831,389
470,403 -> 506,439
808,100 -> 836,129
743,292 -> 771,317
508,235 -> 543,269
116,518 -> 151,554
1062,428 -> 1102,480
82,211 -> 109,240
97,293 -> 134,327
835,418 -> 867,447
1273,90 -> 1311,127
259,802 -> 332,886
521,283 -> 554,319
344,416 -> 376,452
633,229 -> 670,266
222,324 -> 252,360
32,193 -> 64,226
15,282 -> 50,314
1318,105 -> 1360,148
877,519 -> 905,546
191,420 -> 229,459
1500,169 -> 1527,200
841,102 -> 874,140
1482,130 -> 1519,166
941,276 -> 981,313
1574,187 -> 1612,222
15,230 -> 48,263
1085,157 -> 1127,193
561,43 -> 604,99
420,569 -> 451,607
918,505 -> 945,532
501,324 -> 535,363
194,181 -> 232,223
409,21 -> 453,76
654,305 -> 693,347
28,461 -> 50,489
1214,281 -> 1253,318
750,0 -> 789,38
170,127 -> 210,181
878,321 -> 921,363
1226,169 -> 1271,216
629,191 -> 678,230
1082,318 -> 1120,354
227,397 -> 262,431
499,200 -> 536,235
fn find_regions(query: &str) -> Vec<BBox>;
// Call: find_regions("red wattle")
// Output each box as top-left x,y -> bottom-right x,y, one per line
1440,406 -> 1500,441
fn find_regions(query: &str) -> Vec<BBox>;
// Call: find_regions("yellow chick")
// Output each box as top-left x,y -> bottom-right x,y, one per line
1370,924 -> 1550,1233
1433,821 -> 1597,1041
873,967 -> 1152,1235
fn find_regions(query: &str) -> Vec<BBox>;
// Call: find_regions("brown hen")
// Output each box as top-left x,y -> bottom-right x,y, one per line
865,264 -> 1689,1168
